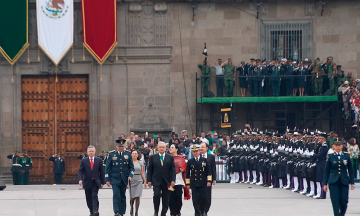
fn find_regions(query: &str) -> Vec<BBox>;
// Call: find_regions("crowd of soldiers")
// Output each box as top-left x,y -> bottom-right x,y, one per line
199,56 -> 346,97
226,128 -> 333,199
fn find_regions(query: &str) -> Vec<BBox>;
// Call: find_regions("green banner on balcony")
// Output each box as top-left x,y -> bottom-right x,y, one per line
0,0 -> 29,65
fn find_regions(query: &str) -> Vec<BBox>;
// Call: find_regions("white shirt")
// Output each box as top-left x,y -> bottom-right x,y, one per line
200,137 -> 209,144
202,153 -> 207,158
175,172 -> 185,186
336,151 -> 342,160
195,156 -> 200,161
89,156 -> 94,162
118,151 -> 123,156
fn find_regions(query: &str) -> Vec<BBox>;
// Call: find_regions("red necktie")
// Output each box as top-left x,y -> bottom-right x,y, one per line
203,154 -> 205,158
90,158 -> 93,171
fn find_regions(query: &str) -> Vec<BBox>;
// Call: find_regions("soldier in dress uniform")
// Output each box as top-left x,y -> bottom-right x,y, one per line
237,61 -> 247,97
245,58 -> 255,96
78,152 -> 87,160
106,139 -> 135,216
270,59 -> 283,96
312,132 -> 329,199
325,56 -> 337,95
186,144 -> 212,216
7,151 -> 23,185
21,151 -> 32,185
252,59 -> 263,97
324,138 -> 355,216
283,59 -> 296,96
49,153 -> 65,184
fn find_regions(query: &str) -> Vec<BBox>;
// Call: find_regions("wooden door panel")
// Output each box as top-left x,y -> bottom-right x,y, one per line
22,75 -> 89,184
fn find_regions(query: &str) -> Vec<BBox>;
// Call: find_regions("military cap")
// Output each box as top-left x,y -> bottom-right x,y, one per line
287,58 -> 292,61
24,151 -> 28,153
256,59 -> 261,62
15,150 -> 20,153
191,144 -> 200,151
214,133 -> 218,136
316,62 -> 322,66
329,131 -> 334,134
250,58 -> 255,61
304,58 -> 309,62
102,151 -> 105,153
337,65 -> 341,68
228,58 -> 232,61
327,56 -> 333,60
273,58 -> 279,61
218,59 -> 222,62
262,59 -> 267,63
241,61 -> 245,64
116,139 -> 126,146
333,137 -> 342,145
106,151 -> 109,153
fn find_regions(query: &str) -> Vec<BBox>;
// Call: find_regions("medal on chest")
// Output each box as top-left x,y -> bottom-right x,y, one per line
343,160 -> 347,165
124,155 -> 128,160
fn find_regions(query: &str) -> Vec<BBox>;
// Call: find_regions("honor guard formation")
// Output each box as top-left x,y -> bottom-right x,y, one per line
226,127 -> 350,200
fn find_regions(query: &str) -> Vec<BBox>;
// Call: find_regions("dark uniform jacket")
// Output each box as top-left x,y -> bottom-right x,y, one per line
49,156 -> 66,174
105,150 -> 134,186
7,155 -> 23,173
21,156 -> 32,172
147,153 -> 176,187
186,156 -> 212,187
323,152 -> 355,185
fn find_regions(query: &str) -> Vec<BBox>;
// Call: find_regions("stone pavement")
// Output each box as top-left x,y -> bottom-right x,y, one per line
0,183 -> 359,216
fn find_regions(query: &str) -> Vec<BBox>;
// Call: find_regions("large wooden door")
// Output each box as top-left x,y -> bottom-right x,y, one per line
21,75 -> 89,184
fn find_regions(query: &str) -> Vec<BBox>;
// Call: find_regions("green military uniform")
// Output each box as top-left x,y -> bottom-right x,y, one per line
223,58 -> 235,97
313,62 -> 324,95
21,153 -> 32,185
324,139 -> 355,216
336,67 -> 344,88
105,140 -> 134,215
326,57 -> 336,94
7,151 -> 23,185
326,132 -> 335,149
309,60 -> 317,95
270,63 -> 283,96
343,76 -> 353,86
198,61 -> 211,95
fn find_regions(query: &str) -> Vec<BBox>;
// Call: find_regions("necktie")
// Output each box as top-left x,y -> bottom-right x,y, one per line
160,155 -> 164,166
203,154 -> 206,158
196,158 -> 199,162
90,158 -> 93,171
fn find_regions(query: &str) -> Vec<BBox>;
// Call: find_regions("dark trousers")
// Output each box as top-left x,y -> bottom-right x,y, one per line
85,180 -> 100,214
329,178 -> 349,216
252,80 -> 261,96
54,173 -> 63,184
191,186 -> 207,216
153,179 -> 170,216
205,185 -> 212,213
23,172 -> 29,185
216,76 -> 224,97
169,185 -> 183,216
112,183 -> 127,214
285,79 -> 293,96
12,172 -> 20,185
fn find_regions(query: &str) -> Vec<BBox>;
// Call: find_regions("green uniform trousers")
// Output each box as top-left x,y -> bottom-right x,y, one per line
202,76 -> 210,94
314,79 -> 323,95
329,77 -> 336,94
12,172 -> 21,185
329,178 -> 349,216
23,172 -> 29,185
224,78 -> 234,97
272,81 -> 280,96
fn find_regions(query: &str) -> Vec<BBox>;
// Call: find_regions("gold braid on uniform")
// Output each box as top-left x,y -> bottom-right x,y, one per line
186,178 -> 190,184
207,175 -> 212,181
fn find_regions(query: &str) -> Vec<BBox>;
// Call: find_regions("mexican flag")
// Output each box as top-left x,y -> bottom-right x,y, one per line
0,0 -> 29,65
37,0 -> 73,65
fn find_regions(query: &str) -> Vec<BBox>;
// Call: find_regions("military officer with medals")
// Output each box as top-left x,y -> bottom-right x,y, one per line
106,139 -> 135,216
49,152 -> 66,184
324,138 -> 355,216
21,151 -> 32,185
252,59 -> 263,97
7,150 -> 23,185
312,133 -> 329,199
186,144 -> 212,216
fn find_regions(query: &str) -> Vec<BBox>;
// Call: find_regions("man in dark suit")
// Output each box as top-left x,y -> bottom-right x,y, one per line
323,138 -> 355,216
147,142 -> 176,216
78,145 -> 105,216
200,143 -> 216,216
49,152 -> 65,184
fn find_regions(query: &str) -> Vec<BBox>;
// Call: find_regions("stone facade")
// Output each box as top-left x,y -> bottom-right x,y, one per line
1,0 -> 360,174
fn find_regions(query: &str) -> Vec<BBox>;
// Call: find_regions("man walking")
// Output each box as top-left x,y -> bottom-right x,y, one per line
78,145 -> 105,216
200,143 -> 216,215
186,144 -> 212,216
106,140 -> 134,216
147,142 -> 176,216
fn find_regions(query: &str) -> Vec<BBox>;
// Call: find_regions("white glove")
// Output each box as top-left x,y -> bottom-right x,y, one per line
285,147 -> 289,152
310,152 -> 314,156
275,151 -> 279,155
270,150 -> 273,154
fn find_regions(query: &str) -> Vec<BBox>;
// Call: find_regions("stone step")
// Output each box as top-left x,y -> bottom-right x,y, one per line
1,172 -> 14,184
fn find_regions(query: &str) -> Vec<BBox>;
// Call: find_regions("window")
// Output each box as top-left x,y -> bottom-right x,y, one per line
261,22 -> 312,62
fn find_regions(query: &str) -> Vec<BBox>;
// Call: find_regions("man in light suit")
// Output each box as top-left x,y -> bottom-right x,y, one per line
147,142 -> 176,216
200,143 -> 217,216
78,145 -> 105,216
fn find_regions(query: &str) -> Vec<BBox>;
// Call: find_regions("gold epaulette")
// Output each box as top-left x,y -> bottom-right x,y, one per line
322,143 -> 327,146
109,150 -> 116,153
186,178 -> 190,184
344,152 -> 350,154
207,175 -> 212,181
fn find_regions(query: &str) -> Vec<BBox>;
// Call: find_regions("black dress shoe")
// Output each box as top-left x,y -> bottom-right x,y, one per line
263,184 -> 269,187
93,212 -> 99,216
114,212 -> 120,216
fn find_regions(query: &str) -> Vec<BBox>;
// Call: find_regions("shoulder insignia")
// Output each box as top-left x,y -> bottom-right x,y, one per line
19,156 -> 24,157
344,152 -> 350,154
109,150 -> 116,153
322,143 -> 327,146
328,152 -> 333,155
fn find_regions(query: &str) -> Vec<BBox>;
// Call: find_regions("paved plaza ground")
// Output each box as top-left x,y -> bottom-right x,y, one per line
0,183 -> 359,216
